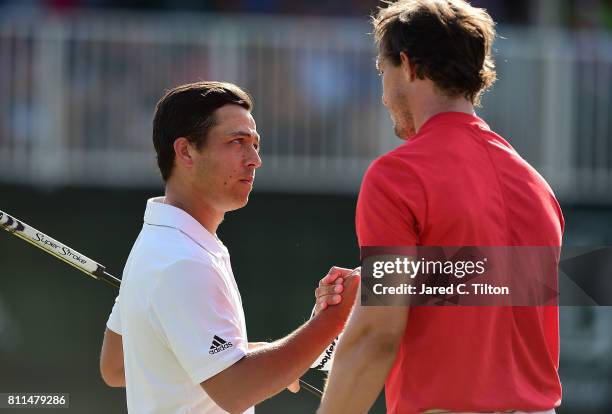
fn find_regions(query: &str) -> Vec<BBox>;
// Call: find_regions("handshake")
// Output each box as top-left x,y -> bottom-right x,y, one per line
314,266 -> 361,316
311,267 -> 361,371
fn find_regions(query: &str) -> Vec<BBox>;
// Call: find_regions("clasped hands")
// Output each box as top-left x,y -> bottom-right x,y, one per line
314,266 -> 361,315
285,266 -> 360,394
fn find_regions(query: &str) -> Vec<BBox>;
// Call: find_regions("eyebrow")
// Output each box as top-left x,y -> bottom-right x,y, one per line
228,130 -> 260,143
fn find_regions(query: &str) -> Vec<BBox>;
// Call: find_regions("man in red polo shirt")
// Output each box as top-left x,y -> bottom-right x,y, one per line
317,1 -> 564,413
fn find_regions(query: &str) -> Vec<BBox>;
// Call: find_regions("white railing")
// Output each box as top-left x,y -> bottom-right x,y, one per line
0,11 -> 611,201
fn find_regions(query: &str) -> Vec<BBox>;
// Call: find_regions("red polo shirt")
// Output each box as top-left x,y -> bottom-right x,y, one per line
356,112 -> 563,413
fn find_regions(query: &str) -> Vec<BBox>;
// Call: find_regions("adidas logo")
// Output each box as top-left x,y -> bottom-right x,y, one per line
209,335 -> 233,355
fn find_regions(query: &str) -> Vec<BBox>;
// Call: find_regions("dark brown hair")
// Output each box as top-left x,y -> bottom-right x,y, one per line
152,81 -> 253,181
373,0 -> 497,105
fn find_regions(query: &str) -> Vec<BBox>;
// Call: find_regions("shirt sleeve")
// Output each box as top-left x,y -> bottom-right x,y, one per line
356,155 -> 426,247
106,295 -> 122,335
150,259 -> 247,385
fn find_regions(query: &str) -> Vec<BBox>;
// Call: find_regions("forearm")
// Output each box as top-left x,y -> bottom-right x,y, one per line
318,331 -> 399,413
100,328 -> 125,388
317,304 -> 408,414
207,312 -> 344,413
101,366 -> 125,388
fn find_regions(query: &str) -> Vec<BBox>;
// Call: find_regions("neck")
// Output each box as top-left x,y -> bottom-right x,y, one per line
164,180 -> 224,234
412,93 -> 475,133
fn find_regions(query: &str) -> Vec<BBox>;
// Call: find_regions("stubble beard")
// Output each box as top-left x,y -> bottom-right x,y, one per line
393,110 -> 417,140
389,88 -> 417,140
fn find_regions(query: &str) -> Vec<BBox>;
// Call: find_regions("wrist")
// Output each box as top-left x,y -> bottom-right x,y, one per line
312,306 -> 350,337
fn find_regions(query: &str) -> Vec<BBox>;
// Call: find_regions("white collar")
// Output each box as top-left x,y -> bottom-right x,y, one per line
143,196 -> 228,256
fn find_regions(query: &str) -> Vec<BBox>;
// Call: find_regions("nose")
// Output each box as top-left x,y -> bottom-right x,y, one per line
246,146 -> 262,169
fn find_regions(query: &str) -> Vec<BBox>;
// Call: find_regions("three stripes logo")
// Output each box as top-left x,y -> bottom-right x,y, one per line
209,335 -> 233,355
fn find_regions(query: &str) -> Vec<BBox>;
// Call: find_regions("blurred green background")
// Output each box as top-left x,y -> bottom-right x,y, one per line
0,186 -> 363,413
1,186 -> 611,413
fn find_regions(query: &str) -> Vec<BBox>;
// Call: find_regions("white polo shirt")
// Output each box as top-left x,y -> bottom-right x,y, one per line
106,197 -> 253,414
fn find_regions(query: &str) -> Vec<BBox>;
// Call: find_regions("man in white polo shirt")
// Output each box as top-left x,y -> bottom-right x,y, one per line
99,81 -> 358,413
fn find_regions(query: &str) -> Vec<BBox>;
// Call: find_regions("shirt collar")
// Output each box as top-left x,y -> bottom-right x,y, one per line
143,197 -> 228,256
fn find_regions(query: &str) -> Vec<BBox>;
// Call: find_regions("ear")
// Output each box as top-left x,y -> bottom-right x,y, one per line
173,137 -> 195,169
399,52 -> 416,81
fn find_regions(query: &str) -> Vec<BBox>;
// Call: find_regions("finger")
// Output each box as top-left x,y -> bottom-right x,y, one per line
317,295 -> 329,307
316,294 -> 342,314
317,294 -> 340,307
324,266 -> 350,284
340,274 -> 360,301
287,380 -> 300,393
314,297 -> 328,314
321,294 -> 342,305
315,284 -> 343,299
319,288 -> 343,304
321,266 -> 352,285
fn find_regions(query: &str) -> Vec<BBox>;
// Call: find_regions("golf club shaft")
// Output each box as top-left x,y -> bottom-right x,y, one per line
298,379 -> 323,396
0,210 -> 121,288
0,209 -> 323,397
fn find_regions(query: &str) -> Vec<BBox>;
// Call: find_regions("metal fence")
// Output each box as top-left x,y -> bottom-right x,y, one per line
0,11 -> 611,201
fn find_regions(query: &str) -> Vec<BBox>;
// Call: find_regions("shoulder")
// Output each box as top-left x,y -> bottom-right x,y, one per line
363,152 -> 399,184
357,147 -> 428,229
361,148 -> 424,195
139,224 -> 225,269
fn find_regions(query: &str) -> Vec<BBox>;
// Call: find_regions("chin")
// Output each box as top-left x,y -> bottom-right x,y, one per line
226,195 -> 250,212
394,121 -> 417,141
394,126 -> 409,141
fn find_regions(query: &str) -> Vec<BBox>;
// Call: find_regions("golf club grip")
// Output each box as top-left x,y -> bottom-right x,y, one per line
1,209 -> 322,399
0,209 -> 118,286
